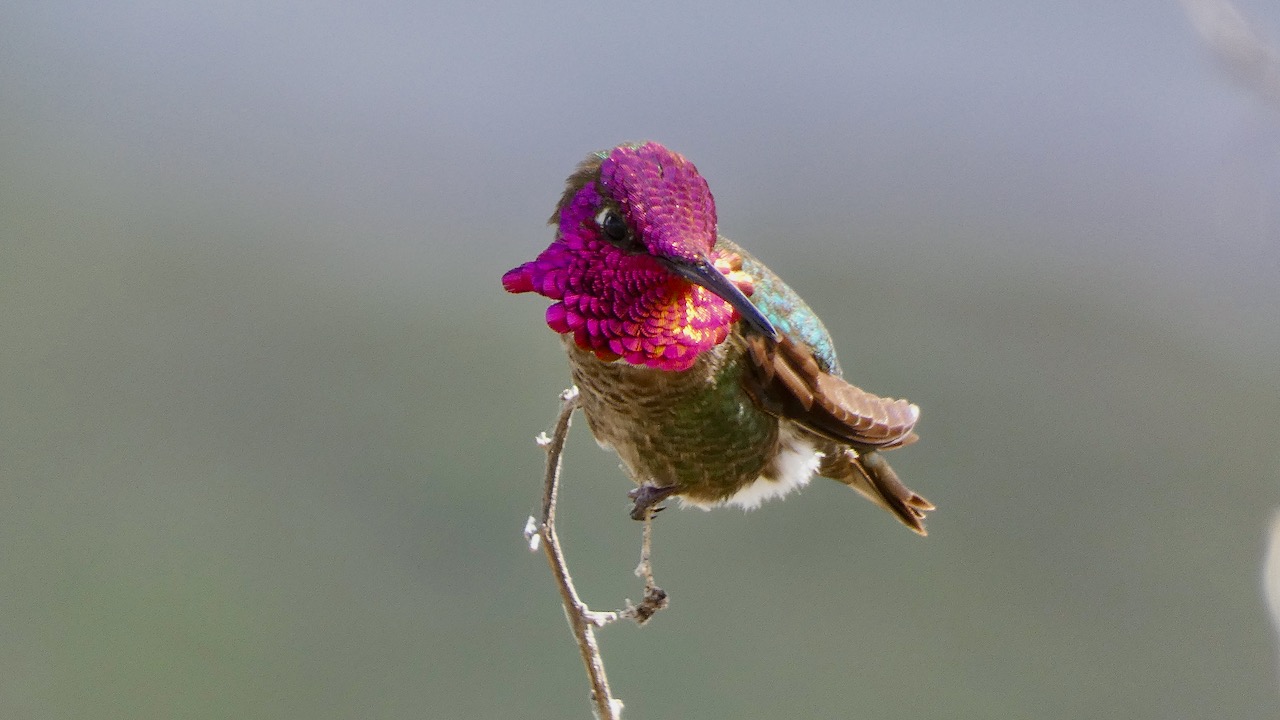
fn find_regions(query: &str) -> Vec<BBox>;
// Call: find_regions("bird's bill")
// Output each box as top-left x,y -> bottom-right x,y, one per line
663,255 -> 778,341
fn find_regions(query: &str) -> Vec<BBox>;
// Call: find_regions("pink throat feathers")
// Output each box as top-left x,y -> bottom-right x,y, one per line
502,142 -> 755,372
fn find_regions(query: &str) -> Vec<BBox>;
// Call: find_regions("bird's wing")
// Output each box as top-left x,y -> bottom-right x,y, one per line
742,334 -> 919,451
742,334 -> 930,534
715,236 -> 919,447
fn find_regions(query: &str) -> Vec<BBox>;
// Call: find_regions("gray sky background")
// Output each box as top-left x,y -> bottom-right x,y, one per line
2,1 -> 1279,718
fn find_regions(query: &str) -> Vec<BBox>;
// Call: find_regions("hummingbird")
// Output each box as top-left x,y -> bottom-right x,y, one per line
503,142 -> 932,534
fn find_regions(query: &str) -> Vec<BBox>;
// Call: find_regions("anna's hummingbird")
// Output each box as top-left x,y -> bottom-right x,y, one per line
503,142 -> 932,533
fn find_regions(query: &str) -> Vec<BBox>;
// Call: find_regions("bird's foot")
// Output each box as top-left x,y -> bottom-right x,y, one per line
621,502 -> 670,625
628,483 -> 678,521
623,585 -> 669,626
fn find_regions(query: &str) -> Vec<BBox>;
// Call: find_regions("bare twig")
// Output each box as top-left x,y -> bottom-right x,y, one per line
622,510 -> 668,625
524,387 -> 677,717
528,387 -> 624,720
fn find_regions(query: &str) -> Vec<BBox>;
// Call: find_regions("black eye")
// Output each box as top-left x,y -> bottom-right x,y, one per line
597,209 -> 630,246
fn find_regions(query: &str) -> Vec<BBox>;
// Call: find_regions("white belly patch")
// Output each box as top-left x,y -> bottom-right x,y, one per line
679,434 -> 823,511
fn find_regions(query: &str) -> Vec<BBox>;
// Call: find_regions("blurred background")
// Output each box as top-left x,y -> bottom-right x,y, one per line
3,1 -> 1279,717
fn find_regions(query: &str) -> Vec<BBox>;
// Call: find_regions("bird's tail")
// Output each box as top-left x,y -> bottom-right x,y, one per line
821,448 -> 933,535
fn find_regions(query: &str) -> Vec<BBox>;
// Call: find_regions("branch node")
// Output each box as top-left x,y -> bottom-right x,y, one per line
583,609 -> 619,627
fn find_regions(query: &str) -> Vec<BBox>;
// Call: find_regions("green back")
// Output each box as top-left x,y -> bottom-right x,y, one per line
715,237 -> 843,376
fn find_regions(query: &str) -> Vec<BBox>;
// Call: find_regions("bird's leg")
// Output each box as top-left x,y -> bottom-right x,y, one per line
627,482 -> 678,521
623,506 -> 669,625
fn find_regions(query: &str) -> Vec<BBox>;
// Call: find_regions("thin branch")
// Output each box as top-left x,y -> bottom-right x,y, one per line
621,510 -> 668,625
528,387 -> 624,720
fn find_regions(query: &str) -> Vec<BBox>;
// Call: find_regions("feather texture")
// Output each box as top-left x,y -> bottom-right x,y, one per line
504,142 -> 932,533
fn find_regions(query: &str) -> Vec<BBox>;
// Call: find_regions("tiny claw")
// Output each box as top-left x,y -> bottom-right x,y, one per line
628,483 -> 679,520
623,585 -> 670,625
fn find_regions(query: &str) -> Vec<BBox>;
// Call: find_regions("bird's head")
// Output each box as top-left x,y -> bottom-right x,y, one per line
502,142 -> 776,371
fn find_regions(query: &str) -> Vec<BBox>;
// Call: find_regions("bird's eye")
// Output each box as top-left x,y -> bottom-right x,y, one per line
595,208 -> 631,247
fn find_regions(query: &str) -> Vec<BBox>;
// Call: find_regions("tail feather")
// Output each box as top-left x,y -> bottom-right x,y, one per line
821,448 -> 933,535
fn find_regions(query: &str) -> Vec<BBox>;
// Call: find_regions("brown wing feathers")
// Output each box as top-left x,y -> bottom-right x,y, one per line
745,335 -> 919,450
744,334 -> 932,534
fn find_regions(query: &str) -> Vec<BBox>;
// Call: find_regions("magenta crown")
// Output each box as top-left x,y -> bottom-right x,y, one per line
502,142 -> 754,372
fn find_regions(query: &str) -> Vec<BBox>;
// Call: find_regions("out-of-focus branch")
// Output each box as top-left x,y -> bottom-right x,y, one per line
1181,0 -> 1280,111
1262,509 -> 1280,692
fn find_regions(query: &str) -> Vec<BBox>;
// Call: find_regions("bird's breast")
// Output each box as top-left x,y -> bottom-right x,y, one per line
563,335 -> 817,507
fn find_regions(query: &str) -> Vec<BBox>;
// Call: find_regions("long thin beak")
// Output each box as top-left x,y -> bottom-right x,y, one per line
663,255 -> 779,342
